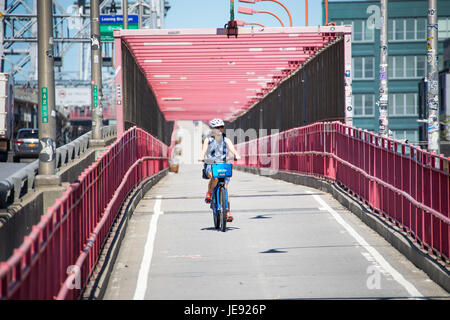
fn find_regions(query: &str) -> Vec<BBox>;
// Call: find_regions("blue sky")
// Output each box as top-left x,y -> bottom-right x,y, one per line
165,0 -> 325,28
18,0 -> 344,80
62,0 -> 329,77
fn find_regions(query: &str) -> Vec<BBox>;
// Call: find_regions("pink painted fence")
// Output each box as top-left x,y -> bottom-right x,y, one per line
236,122 -> 450,262
0,127 -> 169,300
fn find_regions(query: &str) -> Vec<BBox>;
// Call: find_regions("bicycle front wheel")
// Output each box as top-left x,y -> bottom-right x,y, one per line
219,187 -> 227,232
213,196 -> 220,230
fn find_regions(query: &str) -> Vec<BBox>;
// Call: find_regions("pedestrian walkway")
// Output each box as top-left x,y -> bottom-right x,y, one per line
103,164 -> 449,300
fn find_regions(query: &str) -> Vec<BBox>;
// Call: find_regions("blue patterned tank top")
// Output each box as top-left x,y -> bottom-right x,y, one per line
205,135 -> 227,163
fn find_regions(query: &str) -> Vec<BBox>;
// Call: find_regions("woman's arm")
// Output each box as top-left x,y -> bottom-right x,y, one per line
225,137 -> 241,160
199,138 -> 209,161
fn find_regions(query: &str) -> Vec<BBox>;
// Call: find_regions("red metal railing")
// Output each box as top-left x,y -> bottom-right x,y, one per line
0,127 -> 169,300
236,121 -> 450,262
69,107 -> 116,120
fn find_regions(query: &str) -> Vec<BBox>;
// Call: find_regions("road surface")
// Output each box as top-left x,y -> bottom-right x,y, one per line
0,155 -> 35,180
103,164 -> 449,300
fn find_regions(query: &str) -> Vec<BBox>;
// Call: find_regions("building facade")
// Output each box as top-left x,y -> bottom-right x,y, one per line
326,0 -> 450,144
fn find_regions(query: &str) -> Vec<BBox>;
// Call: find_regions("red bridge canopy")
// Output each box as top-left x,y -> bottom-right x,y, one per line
115,26 -> 351,122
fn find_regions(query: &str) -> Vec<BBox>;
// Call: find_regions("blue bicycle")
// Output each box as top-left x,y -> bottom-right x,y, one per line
202,158 -> 234,232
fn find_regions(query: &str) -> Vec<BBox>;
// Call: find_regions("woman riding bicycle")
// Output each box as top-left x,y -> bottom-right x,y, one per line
199,118 -> 241,222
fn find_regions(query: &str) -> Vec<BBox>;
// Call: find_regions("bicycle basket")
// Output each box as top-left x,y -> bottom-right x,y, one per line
211,163 -> 232,178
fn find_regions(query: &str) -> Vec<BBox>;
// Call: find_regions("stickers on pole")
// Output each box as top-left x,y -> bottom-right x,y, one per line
39,138 -> 55,162
91,34 -> 100,50
379,64 -> 388,82
344,63 -> 353,126
42,87 -> 49,123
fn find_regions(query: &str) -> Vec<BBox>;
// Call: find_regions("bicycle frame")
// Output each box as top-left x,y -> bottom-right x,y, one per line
211,178 -> 229,214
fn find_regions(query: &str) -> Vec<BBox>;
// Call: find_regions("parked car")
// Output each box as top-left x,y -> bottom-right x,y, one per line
13,128 -> 39,162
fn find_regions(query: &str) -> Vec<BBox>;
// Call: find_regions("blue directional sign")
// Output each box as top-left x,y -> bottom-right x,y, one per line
100,15 -> 139,24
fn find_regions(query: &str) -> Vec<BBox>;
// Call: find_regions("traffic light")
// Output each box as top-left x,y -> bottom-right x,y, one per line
226,20 -> 238,38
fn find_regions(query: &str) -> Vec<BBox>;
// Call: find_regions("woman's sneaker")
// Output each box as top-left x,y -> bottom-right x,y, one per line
227,211 -> 233,222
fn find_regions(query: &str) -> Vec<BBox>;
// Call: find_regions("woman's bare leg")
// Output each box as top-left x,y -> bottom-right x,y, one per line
207,173 -> 218,193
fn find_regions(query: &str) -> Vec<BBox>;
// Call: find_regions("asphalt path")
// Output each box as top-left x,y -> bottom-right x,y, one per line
103,164 -> 449,300
0,156 -> 35,180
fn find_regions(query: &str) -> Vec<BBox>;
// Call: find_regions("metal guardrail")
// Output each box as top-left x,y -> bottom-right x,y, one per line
0,126 -> 169,300
0,125 -> 116,209
236,121 -> 450,262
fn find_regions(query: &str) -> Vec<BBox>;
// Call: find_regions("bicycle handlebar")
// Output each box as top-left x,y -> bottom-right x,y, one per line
199,157 -> 237,164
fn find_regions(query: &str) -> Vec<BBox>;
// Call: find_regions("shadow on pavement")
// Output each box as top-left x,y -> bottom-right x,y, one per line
201,226 -> 240,232
144,193 -> 323,201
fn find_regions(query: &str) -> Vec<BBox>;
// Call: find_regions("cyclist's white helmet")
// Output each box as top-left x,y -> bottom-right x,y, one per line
209,118 -> 225,128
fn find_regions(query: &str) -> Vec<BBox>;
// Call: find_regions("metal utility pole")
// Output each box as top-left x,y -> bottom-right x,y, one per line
0,0 -> 5,73
90,0 -> 104,144
35,0 -> 60,186
378,0 -> 389,137
427,0 -> 440,154
305,0 -> 308,26
230,0 -> 235,21
123,0 -> 128,29
138,0 -> 143,28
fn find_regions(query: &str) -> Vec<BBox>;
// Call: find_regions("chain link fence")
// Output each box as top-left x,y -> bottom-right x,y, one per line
228,38 -> 345,142
122,43 -> 174,145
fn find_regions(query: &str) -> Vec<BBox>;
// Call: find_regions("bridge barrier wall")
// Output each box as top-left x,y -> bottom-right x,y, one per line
0,127 -> 169,300
0,125 -> 116,209
0,126 -> 117,262
235,121 -> 450,263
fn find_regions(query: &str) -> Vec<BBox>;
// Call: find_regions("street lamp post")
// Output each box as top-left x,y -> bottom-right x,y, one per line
238,6 -> 285,27
305,0 -> 308,26
235,20 -> 266,28
238,0 -> 292,27
231,0 -> 235,21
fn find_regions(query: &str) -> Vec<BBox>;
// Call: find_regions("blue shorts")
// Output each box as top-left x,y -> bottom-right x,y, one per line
203,163 -> 230,184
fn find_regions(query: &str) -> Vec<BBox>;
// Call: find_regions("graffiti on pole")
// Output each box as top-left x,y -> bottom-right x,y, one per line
378,0 -> 389,137
427,0 -> 440,153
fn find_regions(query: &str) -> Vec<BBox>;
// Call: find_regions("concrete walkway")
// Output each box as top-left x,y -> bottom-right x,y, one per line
103,164 -> 449,300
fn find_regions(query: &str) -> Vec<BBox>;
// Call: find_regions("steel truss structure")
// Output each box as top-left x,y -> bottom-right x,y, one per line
0,0 -> 170,82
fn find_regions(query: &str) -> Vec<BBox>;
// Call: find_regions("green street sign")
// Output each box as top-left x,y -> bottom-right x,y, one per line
42,87 -> 48,123
93,85 -> 98,108
100,15 -> 139,42
100,24 -> 138,41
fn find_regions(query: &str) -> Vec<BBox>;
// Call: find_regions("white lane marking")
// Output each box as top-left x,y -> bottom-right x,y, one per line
133,195 -> 163,300
307,191 -> 423,298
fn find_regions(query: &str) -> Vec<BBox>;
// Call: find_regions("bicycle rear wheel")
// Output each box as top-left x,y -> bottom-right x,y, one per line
219,187 -> 227,232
